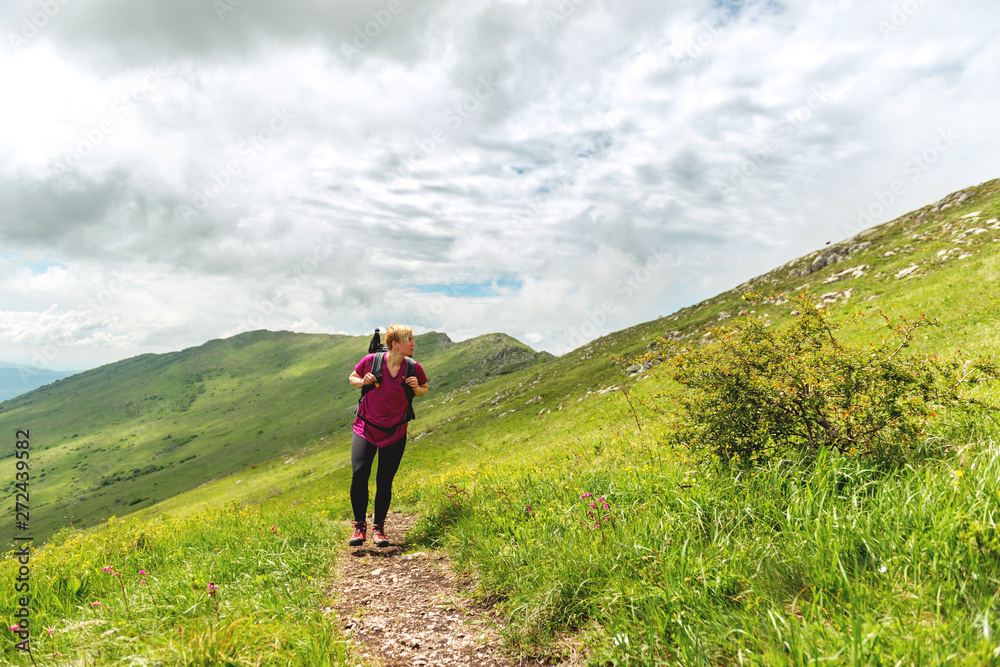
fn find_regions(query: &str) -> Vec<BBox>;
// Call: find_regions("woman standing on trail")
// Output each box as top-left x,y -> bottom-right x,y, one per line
347,324 -> 428,547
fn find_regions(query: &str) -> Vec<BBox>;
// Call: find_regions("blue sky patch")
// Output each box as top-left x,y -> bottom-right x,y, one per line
414,278 -> 522,298
28,260 -> 67,274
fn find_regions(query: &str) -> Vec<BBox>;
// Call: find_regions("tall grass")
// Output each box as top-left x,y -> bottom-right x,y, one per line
1,499 -> 352,666
409,409 -> 1000,665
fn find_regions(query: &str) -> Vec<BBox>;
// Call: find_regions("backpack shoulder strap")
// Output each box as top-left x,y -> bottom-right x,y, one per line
402,357 -> 417,423
372,352 -> 385,385
403,357 -> 416,397
358,352 -> 385,406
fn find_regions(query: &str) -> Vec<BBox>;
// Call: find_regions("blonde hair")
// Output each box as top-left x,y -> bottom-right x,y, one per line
385,324 -> 413,351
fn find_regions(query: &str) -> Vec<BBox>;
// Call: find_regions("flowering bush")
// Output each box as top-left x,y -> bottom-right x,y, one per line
643,293 -> 996,467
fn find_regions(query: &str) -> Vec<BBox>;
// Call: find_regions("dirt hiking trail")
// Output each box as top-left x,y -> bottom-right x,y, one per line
325,512 -> 577,667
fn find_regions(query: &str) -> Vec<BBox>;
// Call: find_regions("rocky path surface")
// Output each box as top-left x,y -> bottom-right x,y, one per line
325,512 -> 557,667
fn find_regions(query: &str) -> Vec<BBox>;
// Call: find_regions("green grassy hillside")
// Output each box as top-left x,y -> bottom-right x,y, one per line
2,178 -> 999,665
0,329 -> 550,543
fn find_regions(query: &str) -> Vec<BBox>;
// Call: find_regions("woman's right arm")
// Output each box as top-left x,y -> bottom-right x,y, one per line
349,370 -> 376,388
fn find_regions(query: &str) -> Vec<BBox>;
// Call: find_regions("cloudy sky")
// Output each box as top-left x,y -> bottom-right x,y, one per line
1,0 -> 997,372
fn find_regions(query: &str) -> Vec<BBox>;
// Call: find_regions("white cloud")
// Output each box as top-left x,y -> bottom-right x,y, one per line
1,0 -> 998,366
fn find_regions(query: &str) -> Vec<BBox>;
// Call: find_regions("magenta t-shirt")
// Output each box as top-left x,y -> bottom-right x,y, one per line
354,353 -> 428,446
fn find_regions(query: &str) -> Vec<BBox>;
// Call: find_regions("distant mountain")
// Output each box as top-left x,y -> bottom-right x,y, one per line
0,363 -> 80,402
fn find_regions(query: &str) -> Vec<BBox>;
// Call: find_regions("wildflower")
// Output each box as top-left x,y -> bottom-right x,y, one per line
9,625 -> 20,631
102,566 -> 113,573
207,582 -> 218,598
91,602 -> 101,608
139,570 -> 147,575
270,526 -> 278,534
581,492 -> 592,499
48,628 -> 54,636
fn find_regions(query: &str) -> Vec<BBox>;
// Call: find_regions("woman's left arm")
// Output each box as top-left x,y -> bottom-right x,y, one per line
405,376 -> 429,397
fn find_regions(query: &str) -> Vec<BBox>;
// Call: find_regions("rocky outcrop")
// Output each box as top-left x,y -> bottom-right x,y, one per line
929,189 -> 971,213
788,241 -> 872,278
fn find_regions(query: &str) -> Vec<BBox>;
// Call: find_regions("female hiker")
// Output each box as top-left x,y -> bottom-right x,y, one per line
347,324 -> 428,547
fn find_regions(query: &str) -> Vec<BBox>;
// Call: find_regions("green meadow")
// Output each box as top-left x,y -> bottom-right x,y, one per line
2,178 -> 1000,665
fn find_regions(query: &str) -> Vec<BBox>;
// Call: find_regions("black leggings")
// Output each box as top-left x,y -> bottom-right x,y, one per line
350,432 -> 407,525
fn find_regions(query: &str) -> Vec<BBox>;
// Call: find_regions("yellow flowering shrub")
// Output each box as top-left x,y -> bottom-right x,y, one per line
644,293 -> 996,467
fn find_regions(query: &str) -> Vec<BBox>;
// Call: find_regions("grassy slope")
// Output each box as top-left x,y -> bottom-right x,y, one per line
123,177 -> 999,537
107,177 -> 1000,534
0,329 -> 549,543
2,179 -> 998,665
